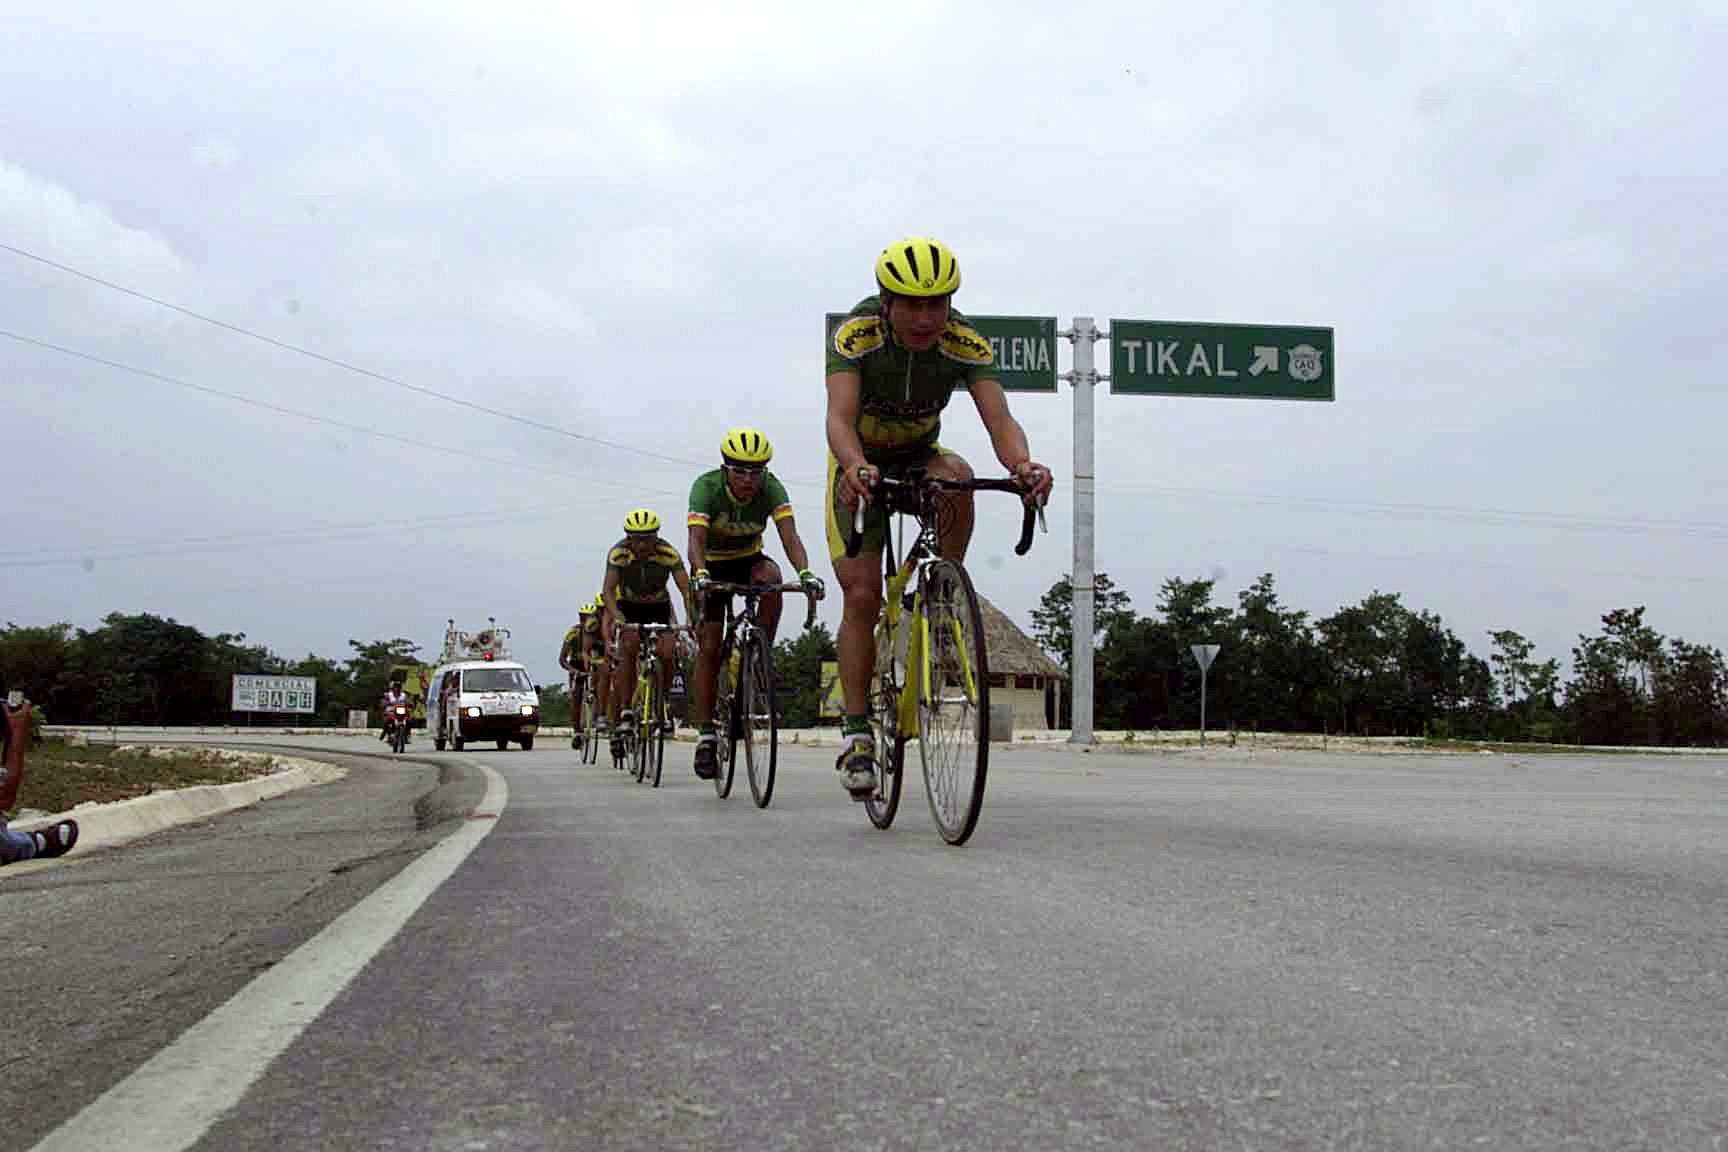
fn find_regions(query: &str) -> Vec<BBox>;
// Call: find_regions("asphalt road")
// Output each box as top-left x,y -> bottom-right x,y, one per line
7,736 -> 1728,1150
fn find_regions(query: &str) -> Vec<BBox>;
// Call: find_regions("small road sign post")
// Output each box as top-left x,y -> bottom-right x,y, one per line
1191,643 -> 1221,747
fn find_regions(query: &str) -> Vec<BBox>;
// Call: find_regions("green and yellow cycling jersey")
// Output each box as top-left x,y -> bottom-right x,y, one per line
687,468 -> 794,562
606,537 -> 685,604
825,296 -> 996,462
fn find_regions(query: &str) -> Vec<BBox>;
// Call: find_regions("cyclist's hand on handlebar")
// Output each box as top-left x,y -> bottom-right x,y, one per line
797,568 -> 827,601
1013,461 -> 1054,504
838,462 -> 879,508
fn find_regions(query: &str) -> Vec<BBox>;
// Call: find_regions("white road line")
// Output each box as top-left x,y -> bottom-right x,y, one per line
30,759 -> 508,1152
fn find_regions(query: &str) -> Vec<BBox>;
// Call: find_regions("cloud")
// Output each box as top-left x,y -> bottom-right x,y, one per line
0,160 -> 185,285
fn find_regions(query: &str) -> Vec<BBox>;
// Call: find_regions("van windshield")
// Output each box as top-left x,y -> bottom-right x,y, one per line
461,668 -> 533,693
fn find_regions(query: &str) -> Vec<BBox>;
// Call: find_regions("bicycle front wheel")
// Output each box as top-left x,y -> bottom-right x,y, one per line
742,631 -> 777,808
633,685 -> 650,783
714,638 -> 736,799
650,684 -> 666,788
916,559 -> 989,845
865,613 -> 905,830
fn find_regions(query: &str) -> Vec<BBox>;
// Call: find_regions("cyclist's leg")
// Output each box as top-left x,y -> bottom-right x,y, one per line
592,654 -> 611,721
567,671 -> 582,727
655,632 -> 676,720
612,628 -> 641,725
826,449 -> 886,720
694,616 -> 724,731
923,447 -> 975,562
748,555 -> 785,643
826,450 -> 884,796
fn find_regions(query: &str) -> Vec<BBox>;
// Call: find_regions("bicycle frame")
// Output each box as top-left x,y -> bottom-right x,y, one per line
862,475 -> 1035,740
615,621 -> 689,727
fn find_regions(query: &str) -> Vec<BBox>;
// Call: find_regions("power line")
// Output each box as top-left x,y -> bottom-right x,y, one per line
0,499 -> 623,567
0,328 -> 680,496
1107,483 -> 1728,539
12,238 -> 1716,542
0,240 -> 704,468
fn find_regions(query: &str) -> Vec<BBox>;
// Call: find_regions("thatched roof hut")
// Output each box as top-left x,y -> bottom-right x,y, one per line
978,596 -> 1064,682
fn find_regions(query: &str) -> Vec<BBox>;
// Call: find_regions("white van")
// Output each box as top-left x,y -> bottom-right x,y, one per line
427,658 -> 541,751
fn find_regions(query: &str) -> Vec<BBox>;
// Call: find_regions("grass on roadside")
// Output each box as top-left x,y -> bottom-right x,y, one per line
10,738 -> 273,816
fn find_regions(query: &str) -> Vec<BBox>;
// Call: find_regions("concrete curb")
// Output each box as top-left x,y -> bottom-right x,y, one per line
5,753 -> 348,876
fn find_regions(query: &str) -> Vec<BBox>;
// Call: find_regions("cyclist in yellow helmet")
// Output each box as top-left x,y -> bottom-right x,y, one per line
825,236 -> 1053,798
686,427 -> 826,780
602,509 -> 693,757
559,596 -> 610,746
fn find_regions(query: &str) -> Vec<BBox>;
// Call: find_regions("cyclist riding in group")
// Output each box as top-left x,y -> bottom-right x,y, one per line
687,427 -> 826,781
559,595 -> 609,742
825,235 -> 1053,798
602,509 -> 694,761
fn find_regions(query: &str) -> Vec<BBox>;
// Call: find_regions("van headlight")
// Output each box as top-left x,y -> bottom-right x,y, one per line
464,707 -> 482,719
519,704 -> 537,716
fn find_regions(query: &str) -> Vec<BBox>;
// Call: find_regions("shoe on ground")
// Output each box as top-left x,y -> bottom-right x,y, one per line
34,820 -> 78,859
836,734 -> 878,800
693,735 -> 718,780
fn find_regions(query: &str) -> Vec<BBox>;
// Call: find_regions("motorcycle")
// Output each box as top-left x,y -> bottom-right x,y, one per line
388,704 -> 410,754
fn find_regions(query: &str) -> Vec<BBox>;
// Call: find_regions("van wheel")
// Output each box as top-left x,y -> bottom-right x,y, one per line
519,736 -> 534,751
434,735 -> 447,751
452,732 -> 465,751
495,738 -> 509,751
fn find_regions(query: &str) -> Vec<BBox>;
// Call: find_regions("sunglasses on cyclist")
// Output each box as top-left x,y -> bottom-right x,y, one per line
723,464 -> 765,478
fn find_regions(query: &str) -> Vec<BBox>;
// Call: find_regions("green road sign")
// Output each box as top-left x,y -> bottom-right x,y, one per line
1109,320 -> 1334,400
826,312 -> 1058,393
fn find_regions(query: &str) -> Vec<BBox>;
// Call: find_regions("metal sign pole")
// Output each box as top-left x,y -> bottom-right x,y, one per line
1200,666 -> 1208,747
1064,317 -> 1101,745
1191,643 -> 1220,749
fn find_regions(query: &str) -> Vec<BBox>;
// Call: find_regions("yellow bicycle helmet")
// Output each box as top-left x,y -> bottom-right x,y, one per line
721,427 -> 773,467
622,508 -> 660,534
875,236 -> 961,297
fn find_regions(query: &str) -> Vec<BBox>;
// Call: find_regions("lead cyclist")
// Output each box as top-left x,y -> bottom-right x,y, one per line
824,235 -> 1054,799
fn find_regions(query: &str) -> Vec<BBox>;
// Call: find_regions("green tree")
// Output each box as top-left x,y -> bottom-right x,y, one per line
1231,574 -> 1323,731
1030,573 -> 1133,670
74,613 -> 220,724
0,622 -> 76,720
773,623 -> 837,728
1654,639 -> 1726,747
1565,630 -> 1639,745
345,639 -> 423,719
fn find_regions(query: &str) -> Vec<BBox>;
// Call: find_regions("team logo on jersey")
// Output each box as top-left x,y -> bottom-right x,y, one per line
939,322 -> 993,366
834,315 -> 885,359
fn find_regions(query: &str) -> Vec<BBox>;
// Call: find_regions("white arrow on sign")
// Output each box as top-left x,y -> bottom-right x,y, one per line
1249,346 -> 1278,376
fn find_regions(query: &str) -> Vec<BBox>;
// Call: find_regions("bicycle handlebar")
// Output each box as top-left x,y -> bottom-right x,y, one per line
701,581 -> 821,629
844,474 -> 1047,559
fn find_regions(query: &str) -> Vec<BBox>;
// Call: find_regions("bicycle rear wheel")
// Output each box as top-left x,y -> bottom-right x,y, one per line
865,615 -> 905,830
916,559 -> 989,845
742,630 -> 777,808
713,637 -> 736,799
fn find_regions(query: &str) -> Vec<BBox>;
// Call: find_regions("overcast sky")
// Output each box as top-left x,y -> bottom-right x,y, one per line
2,1 -> 1723,691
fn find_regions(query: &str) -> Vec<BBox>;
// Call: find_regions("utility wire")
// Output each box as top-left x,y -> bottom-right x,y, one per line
0,328 -> 679,496
0,500 -> 623,567
0,240 -> 704,468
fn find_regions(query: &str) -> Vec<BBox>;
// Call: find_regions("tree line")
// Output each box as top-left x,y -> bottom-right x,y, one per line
0,611 -> 842,731
6,586 -> 1723,746
1032,573 -> 1728,746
